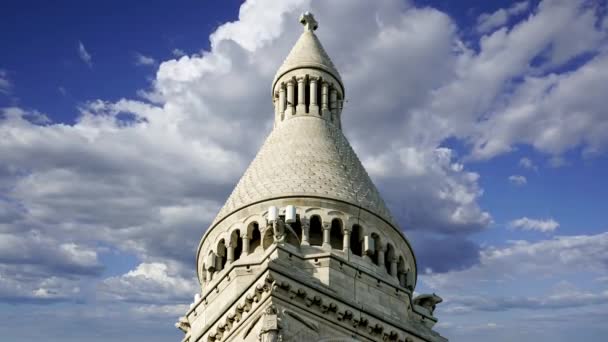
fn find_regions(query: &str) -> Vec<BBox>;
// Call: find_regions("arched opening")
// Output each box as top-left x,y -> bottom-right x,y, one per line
385,243 -> 395,274
231,229 -> 243,261
317,79 -> 324,117
293,78 -> 299,113
309,215 -> 323,246
249,222 -> 261,253
304,77 -> 310,113
350,224 -> 363,256
263,225 -> 274,250
285,215 -> 302,247
370,233 -> 381,265
216,239 -> 227,271
330,218 -> 343,250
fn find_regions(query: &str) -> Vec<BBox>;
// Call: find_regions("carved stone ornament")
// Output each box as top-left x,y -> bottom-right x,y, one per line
259,305 -> 282,342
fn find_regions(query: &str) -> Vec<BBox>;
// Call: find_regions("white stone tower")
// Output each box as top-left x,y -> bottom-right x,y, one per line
177,12 -> 447,342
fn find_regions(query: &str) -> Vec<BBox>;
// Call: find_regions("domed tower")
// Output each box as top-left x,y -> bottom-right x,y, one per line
176,12 -> 447,342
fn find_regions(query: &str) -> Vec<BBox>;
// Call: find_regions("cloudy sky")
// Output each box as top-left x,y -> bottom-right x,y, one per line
1,0 -> 608,341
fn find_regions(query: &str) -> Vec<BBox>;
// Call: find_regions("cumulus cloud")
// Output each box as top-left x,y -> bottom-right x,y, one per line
98,262 -> 197,303
423,232 -> 608,292
411,0 -> 608,160
134,53 -> 156,66
0,4 -> 607,342
77,41 -> 92,67
0,231 -> 102,275
509,217 -> 559,232
1,0 -> 605,296
508,175 -> 527,186
0,272 -> 82,303
477,1 -> 530,34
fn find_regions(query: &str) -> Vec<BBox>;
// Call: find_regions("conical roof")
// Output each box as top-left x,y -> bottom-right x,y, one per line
211,116 -> 395,227
272,13 -> 343,93
210,13 -> 394,228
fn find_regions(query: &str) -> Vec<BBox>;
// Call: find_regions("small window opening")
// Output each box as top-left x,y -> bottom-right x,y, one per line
309,216 -> 323,246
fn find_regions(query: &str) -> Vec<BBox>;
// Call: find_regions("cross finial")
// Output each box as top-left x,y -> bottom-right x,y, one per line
299,12 -> 318,31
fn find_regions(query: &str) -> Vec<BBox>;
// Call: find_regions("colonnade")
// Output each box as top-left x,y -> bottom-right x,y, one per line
274,75 -> 342,125
202,218 -> 414,290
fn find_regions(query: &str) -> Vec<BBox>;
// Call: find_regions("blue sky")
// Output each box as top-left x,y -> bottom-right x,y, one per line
1,0 -> 608,341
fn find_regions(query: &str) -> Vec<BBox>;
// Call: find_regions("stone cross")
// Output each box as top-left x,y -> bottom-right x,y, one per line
299,12 -> 318,31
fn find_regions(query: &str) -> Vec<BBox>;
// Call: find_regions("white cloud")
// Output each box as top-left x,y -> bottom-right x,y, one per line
0,69 -> 11,94
2,0 -> 604,292
171,49 -> 185,57
508,175 -> 527,186
0,231 -> 102,275
510,217 -> 559,232
78,41 -> 92,67
135,53 -> 156,66
410,0 -> 608,161
423,231 -> 608,292
1,4 -> 607,341
98,262 -> 197,303
366,147 -> 491,234
477,1 -> 530,33
519,157 -> 537,170
442,283 -> 608,314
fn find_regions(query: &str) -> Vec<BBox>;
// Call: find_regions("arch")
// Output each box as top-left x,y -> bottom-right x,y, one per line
249,222 -> 261,253
285,215 -> 302,247
230,229 -> 243,261
350,224 -> 363,256
263,225 -> 274,250
330,218 -> 343,250
216,239 -> 227,271
308,215 -> 323,246
293,77 -> 299,111
384,243 -> 395,274
370,233 -> 381,265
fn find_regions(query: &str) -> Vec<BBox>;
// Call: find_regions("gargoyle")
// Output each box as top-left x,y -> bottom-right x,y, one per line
413,293 -> 443,316
175,316 -> 190,334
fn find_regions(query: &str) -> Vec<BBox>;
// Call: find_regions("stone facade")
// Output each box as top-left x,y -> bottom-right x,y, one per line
177,12 -> 447,342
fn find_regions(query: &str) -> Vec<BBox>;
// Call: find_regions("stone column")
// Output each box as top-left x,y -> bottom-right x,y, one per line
309,77 -> 319,115
342,229 -> 350,254
278,83 -> 286,120
390,258 -> 398,278
377,245 -> 385,267
227,245 -> 234,265
301,219 -> 310,246
322,222 -> 331,250
242,234 -> 250,255
296,76 -> 306,114
321,82 -> 329,116
286,79 -> 295,115
330,88 -> 338,122
206,253 -> 216,281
